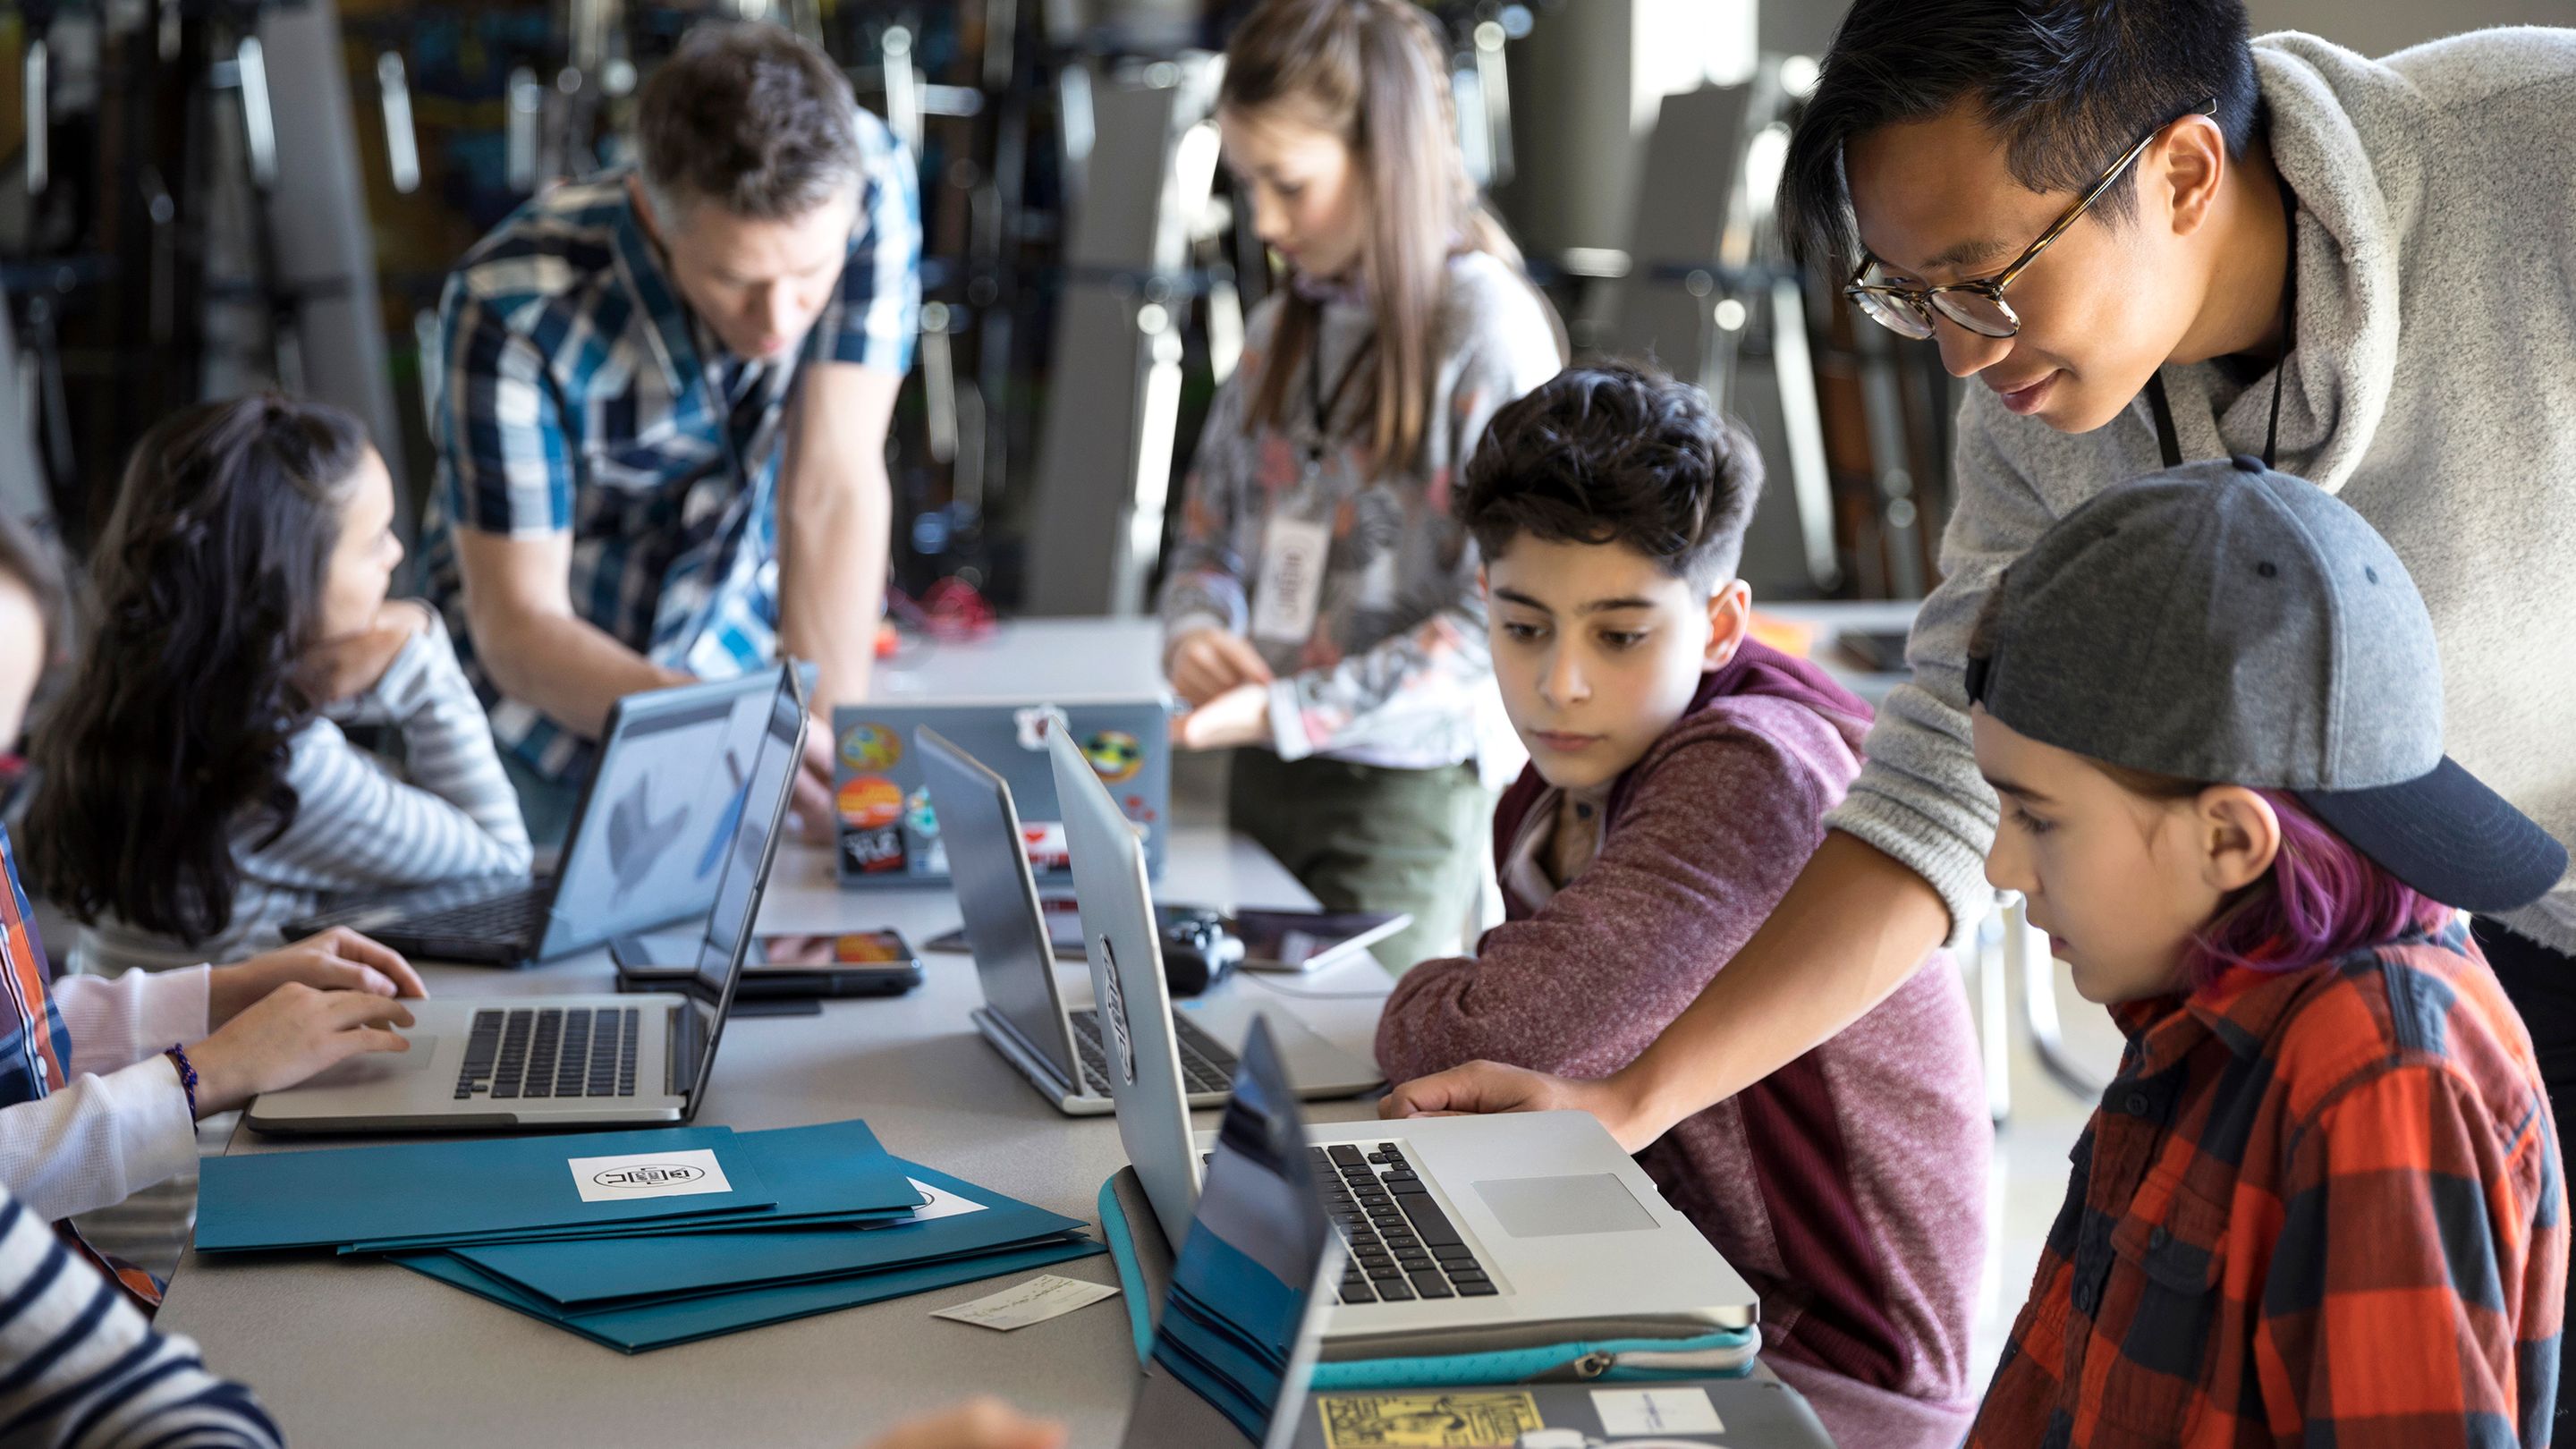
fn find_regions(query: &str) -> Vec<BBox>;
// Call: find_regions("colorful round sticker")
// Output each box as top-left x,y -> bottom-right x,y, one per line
839,722 -> 902,772
1085,729 -> 1144,784
903,787 -> 939,839
837,775 -> 903,831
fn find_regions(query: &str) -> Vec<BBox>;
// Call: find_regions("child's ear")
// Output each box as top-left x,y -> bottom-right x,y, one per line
2195,785 -> 2283,894
1703,580 -> 1752,669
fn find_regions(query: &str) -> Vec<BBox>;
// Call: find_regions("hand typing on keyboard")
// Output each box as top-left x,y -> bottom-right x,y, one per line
184,979 -> 421,1119
206,926 -> 426,1026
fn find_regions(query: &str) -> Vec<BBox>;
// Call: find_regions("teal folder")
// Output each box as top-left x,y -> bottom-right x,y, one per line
197,1125 -> 775,1251
335,1119 -> 924,1254
451,1159 -> 1087,1307
394,1236 -> 1106,1353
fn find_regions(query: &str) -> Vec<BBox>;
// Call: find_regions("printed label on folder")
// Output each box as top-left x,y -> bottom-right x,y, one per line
1315,1391 -> 1545,1447
567,1148 -> 733,1204
905,1177 -> 989,1223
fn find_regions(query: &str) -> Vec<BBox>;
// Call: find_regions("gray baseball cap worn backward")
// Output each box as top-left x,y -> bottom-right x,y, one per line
1965,453 -> 2564,915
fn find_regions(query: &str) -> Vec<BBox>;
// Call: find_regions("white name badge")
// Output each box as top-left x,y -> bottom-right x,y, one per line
1250,516 -> 1332,645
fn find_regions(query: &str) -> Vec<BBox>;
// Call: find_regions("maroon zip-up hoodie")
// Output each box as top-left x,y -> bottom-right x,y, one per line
1377,640 -> 1990,1448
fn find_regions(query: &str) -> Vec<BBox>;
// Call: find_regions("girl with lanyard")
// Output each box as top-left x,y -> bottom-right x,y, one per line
1161,0 -> 1565,972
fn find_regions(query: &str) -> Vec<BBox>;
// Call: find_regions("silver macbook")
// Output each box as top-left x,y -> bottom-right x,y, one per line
1120,1019 -> 1808,1449
244,666 -> 806,1134
1048,724 -> 1759,1360
919,725 -> 1380,1116
286,671 -> 787,965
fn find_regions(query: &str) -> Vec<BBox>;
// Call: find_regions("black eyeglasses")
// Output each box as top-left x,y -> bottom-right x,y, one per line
1843,98 -> 2219,341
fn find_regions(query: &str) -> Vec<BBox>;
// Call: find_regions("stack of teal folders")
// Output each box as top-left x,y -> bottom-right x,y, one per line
196,1118 -> 1102,1352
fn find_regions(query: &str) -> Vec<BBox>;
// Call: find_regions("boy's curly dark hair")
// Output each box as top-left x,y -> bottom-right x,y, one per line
1456,360 -> 1761,587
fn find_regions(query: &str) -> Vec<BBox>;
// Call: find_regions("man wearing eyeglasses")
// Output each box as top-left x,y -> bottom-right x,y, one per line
1385,0 -> 2576,1408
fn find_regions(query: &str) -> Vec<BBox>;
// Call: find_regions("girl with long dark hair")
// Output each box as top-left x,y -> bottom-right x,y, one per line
28,394 -> 531,974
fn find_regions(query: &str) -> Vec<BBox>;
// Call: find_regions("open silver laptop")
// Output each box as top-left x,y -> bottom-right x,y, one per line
1048,724 -> 1758,1360
244,666 -> 806,1134
1120,1019 -> 1817,1449
287,671 -> 787,965
919,726 -> 1380,1116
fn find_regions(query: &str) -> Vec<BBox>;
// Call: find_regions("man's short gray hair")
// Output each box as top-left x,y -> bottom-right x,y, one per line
635,21 -> 862,224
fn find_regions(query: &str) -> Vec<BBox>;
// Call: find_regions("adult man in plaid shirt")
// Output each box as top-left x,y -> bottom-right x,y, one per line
423,21 -> 919,843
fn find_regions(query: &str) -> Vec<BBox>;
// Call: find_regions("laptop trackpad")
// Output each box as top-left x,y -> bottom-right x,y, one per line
301,1036 -> 441,1088
1471,1174 -> 1657,1238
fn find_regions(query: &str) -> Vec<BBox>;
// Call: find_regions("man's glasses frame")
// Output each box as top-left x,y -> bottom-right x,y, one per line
1843,97 -> 2220,341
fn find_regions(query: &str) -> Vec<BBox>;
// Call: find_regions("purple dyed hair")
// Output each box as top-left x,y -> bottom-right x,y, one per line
2096,764 -> 2456,989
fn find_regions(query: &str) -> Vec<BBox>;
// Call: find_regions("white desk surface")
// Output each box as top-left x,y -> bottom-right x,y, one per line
157,831 -> 1389,1449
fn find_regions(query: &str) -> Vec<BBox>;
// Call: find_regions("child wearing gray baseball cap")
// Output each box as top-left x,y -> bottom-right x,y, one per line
1961,454 -> 2568,1448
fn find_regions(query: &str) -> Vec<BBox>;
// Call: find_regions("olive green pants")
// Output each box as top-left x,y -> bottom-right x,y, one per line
1226,750 -> 1490,975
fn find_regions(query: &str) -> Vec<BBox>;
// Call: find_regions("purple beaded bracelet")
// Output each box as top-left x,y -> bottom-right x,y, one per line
165,1044 -> 199,1118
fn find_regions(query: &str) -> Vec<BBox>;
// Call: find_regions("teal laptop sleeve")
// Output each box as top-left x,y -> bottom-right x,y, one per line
197,1125 -> 776,1251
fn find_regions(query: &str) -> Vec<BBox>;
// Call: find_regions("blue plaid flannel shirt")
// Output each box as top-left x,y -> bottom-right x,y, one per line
422,108 -> 919,784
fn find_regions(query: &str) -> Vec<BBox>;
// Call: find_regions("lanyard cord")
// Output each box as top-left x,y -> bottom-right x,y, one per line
1306,320 -> 1377,470
2146,173 -> 2298,470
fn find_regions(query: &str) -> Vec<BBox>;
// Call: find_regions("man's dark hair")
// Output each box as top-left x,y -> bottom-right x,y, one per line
1458,360 -> 1761,588
635,21 -> 863,223
1779,0 -> 2261,276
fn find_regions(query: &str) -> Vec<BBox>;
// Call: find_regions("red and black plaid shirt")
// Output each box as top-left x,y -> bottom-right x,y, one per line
1971,921 -> 2564,1448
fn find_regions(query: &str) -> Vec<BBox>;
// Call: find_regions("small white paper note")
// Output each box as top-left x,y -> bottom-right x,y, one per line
905,1177 -> 988,1223
930,1274 -> 1120,1332
567,1148 -> 733,1204
1591,1386 -> 1724,1436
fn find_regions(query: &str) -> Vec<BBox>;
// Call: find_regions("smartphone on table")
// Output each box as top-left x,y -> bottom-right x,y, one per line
616,928 -> 926,1001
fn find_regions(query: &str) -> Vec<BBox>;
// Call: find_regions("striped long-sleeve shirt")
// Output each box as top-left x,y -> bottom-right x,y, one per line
75,610 -> 531,975
0,1190 -> 277,1447
1970,922 -> 2565,1448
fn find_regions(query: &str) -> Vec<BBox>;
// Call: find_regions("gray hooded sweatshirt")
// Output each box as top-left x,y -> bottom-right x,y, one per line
1835,27 -> 2576,954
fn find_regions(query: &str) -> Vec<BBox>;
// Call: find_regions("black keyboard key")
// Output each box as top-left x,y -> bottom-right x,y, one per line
1408,1270 -> 1453,1300
1365,1262 -> 1404,1281
1394,1191 -> 1463,1249
1432,1244 -> 1476,1263
1326,1145 -> 1366,1166
1375,1279 -> 1414,1301
1447,1269 -> 1489,1284
1340,1283 -> 1377,1304
1456,1281 -> 1499,1297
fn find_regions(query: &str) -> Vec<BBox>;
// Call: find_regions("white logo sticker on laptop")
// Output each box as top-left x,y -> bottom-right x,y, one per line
568,1148 -> 733,1203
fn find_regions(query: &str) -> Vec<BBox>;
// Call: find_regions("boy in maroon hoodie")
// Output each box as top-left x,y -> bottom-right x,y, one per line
1377,361 -> 1990,1448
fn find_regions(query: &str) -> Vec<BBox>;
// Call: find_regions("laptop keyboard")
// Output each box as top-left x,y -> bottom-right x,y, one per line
1315,1143 -> 1497,1304
454,1008 -> 642,1101
394,887 -> 547,944
1067,1009 -> 1238,1097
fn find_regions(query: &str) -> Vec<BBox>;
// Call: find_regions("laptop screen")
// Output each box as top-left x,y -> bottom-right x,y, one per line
918,728 -> 1079,1080
668,667 -> 805,1098
1122,1019 -> 1337,1449
548,673 -> 783,949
